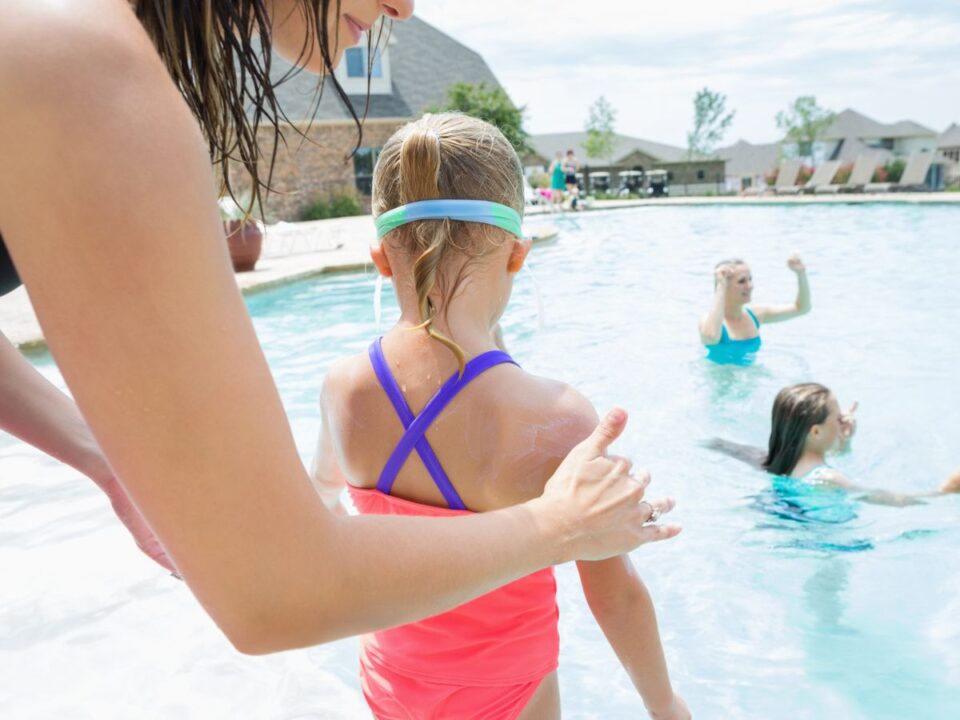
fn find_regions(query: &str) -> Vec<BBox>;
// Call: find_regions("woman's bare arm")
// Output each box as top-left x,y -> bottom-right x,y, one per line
0,330 -> 174,570
699,268 -> 730,344
0,1 -> 668,654
752,255 -> 811,324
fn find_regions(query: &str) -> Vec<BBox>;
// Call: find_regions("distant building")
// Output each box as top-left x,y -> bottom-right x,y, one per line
526,132 -> 725,195
941,123 -> 960,163
716,140 -> 781,193
231,18 -> 506,220
814,109 -> 939,163
726,109 -> 951,191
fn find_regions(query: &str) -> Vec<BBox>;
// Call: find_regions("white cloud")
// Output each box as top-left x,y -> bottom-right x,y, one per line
414,0 -> 960,146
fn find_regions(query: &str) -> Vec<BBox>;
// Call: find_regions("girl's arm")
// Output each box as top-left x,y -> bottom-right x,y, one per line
0,3 -> 669,654
813,468 -> 944,507
310,386 -> 349,512
752,255 -> 811,324
578,557 -> 689,720
0,330 -> 175,571
702,438 -> 766,469
698,268 -> 731,344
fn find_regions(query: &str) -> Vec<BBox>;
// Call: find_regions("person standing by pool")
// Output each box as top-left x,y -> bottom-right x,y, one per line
699,255 -> 811,365
706,383 -> 960,508
0,0 -> 672,656
549,151 -> 566,208
312,112 -> 688,720
563,148 -> 581,209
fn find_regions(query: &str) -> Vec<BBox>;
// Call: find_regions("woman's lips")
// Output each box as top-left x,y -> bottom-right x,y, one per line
344,15 -> 368,46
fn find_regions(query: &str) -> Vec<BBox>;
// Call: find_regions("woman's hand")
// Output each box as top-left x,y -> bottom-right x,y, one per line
99,474 -> 177,574
714,265 -> 734,291
940,468 -> 960,494
649,692 -> 692,720
536,409 -> 679,563
787,254 -> 806,274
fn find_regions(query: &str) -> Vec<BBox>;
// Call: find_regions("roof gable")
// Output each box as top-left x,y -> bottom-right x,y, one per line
824,108 -> 937,140
528,131 -> 690,164
940,123 -> 960,148
264,17 -> 503,123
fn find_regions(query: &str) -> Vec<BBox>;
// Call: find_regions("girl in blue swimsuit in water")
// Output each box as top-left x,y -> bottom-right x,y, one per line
699,255 -> 811,365
707,383 -> 960,509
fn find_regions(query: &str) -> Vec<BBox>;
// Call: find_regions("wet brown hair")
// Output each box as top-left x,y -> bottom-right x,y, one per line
372,113 -> 524,373
763,383 -> 832,476
134,1 -> 385,215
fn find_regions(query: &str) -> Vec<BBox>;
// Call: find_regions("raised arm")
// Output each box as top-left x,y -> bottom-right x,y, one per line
699,267 -> 732,344
0,4 -> 670,655
578,556 -> 689,720
0,330 -> 174,571
752,254 -> 811,324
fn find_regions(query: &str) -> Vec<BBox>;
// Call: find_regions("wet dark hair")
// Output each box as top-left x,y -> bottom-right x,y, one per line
134,1 -> 385,214
763,383 -> 832,476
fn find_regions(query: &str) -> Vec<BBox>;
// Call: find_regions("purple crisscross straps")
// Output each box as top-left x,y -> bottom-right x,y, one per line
368,338 -> 518,510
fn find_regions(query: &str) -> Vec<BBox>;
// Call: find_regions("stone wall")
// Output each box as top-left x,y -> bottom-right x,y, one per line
227,117 -> 408,222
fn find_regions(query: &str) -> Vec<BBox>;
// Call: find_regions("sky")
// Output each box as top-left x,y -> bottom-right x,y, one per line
414,0 -> 960,149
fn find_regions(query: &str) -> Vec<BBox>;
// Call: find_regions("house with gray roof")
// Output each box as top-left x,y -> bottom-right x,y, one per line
233,17 -> 506,220
716,140 -> 781,192
939,123 -> 960,185
527,132 -> 725,195
782,108 -> 939,165
939,124 -> 960,163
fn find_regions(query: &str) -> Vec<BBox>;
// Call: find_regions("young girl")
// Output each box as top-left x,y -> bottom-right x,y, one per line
699,256 -> 811,365
312,113 -> 688,720
707,383 -> 960,508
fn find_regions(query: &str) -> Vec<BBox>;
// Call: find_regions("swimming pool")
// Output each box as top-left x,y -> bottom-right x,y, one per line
2,204 -> 959,718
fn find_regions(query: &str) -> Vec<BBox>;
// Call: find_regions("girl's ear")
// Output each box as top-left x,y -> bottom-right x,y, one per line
370,244 -> 393,277
507,239 -> 532,273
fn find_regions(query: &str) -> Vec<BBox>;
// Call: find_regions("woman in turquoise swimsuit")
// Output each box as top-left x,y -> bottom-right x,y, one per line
699,255 -> 811,365
548,151 -> 566,207
706,383 -> 960,508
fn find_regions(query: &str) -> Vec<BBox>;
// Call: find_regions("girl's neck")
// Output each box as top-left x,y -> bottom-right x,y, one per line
393,278 -> 502,358
793,447 -> 827,477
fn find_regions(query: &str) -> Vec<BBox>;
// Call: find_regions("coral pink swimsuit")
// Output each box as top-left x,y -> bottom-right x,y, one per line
347,338 -> 560,719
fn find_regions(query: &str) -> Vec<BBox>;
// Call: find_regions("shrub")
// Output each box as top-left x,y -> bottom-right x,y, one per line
884,158 -> 906,183
764,169 -> 778,187
797,165 -> 813,185
833,162 -> 853,185
300,189 -> 364,221
528,171 -> 549,189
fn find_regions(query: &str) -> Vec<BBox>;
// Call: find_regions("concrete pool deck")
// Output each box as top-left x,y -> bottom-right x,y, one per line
3,192 -> 958,350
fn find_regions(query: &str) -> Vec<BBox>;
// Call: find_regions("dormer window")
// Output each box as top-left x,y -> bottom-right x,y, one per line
335,43 -> 392,94
345,47 -> 383,79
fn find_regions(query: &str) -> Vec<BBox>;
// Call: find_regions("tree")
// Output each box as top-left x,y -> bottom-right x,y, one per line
583,96 -> 617,164
428,82 -> 531,157
686,88 -> 735,159
776,96 -> 835,160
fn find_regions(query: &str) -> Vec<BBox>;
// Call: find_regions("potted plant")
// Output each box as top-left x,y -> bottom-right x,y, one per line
218,194 -> 263,273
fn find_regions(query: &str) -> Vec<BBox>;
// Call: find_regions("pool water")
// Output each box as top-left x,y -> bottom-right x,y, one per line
2,204 -> 960,718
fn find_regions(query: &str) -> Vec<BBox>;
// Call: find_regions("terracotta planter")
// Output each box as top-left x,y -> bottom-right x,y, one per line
224,219 -> 263,272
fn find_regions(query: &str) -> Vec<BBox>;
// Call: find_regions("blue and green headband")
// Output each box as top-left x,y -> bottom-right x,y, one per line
375,199 -> 523,241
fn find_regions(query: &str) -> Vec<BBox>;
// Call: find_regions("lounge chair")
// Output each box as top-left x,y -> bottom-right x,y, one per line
802,161 -> 840,193
814,152 -> 880,194
773,159 -> 803,195
863,152 -> 935,193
